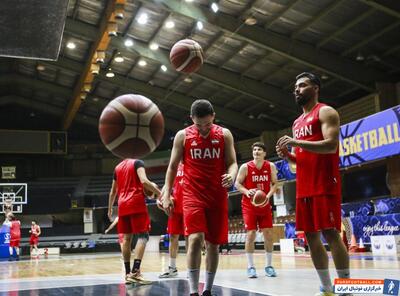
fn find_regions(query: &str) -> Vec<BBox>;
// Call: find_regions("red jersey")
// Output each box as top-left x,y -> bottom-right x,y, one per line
242,160 -> 272,215
172,163 -> 184,213
183,124 -> 227,208
10,221 -> 21,240
292,103 -> 340,198
115,159 -> 146,216
31,225 -> 40,236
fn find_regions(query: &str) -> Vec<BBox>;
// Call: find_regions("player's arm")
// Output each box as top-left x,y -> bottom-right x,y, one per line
161,130 -> 185,214
136,160 -> 161,198
222,128 -> 238,188
277,106 -> 340,154
235,164 -> 256,198
267,163 -> 278,200
108,179 -> 117,221
105,217 -> 119,234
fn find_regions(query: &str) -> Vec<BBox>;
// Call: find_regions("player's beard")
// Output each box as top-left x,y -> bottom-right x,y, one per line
295,93 -> 311,106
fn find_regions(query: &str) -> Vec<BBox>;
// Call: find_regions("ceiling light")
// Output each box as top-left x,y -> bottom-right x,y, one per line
185,0 -> 194,2
95,50 -> 105,63
149,43 -> 159,50
107,22 -> 118,37
114,52 -> 124,63
83,83 -> 91,92
36,64 -> 45,71
184,77 -> 192,83
138,60 -> 147,67
196,21 -> 203,31
356,52 -> 364,61
165,21 -> 175,29
106,68 -> 115,78
245,17 -> 257,26
124,39 -> 134,47
66,42 -> 76,49
161,65 -> 167,72
137,13 -> 148,25
90,63 -> 100,75
211,3 -> 219,13
321,74 -> 329,80
114,3 -> 124,20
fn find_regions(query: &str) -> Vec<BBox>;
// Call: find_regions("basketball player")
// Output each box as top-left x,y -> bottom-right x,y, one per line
29,220 -> 41,256
159,162 -> 185,278
161,99 -> 238,296
276,72 -> 350,296
235,142 -> 278,278
104,217 -> 124,252
8,213 -> 21,261
108,159 -> 161,285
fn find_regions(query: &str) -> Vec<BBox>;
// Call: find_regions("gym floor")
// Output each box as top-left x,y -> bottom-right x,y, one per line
1,251 -> 399,295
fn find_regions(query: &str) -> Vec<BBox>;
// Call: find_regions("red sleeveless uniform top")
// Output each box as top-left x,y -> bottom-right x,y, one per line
242,160 -> 272,215
10,221 -> 21,240
31,225 -> 40,236
292,103 -> 340,198
172,163 -> 184,214
115,159 -> 146,216
183,124 -> 227,209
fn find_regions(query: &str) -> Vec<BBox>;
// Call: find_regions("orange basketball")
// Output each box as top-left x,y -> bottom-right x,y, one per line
252,190 -> 268,207
98,94 -> 164,159
170,39 -> 204,73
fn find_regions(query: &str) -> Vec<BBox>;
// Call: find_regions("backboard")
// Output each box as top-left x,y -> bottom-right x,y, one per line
0,183 -> 27,214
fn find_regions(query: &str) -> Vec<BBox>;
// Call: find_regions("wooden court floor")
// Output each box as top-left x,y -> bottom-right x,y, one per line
1,250 -> 399,295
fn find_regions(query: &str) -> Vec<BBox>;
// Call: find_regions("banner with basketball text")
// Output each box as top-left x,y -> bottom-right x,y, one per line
339,105 -> 400,167
350,213 -> 400,243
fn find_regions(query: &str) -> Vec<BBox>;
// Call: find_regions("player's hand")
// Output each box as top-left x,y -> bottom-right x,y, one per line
107,208 -> 113,222
277,135 -> 297,149
276,144 -> 289,159
105,229 -> 109,234
221,173 -> 234,188
246,188 -> 257,198
29,230 -> 32,233
160,187 -> 174,216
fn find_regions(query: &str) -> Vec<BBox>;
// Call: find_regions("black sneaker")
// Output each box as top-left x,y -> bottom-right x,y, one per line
202,290 -> 214,296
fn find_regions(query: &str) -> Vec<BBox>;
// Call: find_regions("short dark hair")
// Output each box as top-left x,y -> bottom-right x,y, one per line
190,99 -> 214,118
296,72 -> 321,89
251,142 -> 266,151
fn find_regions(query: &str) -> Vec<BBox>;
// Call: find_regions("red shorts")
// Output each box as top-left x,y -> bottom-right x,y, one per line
243,210 -> 273,231
30,235 -> 39,245
184,206 -> 228,245
10,240 -> 20,248
296,195 -> 341,233
167,211 -> 185,235
118,212 -> 151,234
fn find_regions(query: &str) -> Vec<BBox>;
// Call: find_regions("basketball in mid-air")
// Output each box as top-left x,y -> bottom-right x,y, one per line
252,190 -> 269,207
98,94 -> 164,159
170,39 -> 204,73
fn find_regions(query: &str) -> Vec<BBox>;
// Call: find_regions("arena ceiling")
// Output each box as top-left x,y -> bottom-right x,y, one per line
0,0 -> 399,144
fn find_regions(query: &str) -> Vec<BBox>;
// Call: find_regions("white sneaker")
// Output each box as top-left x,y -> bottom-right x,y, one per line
159,266 -> 178,278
